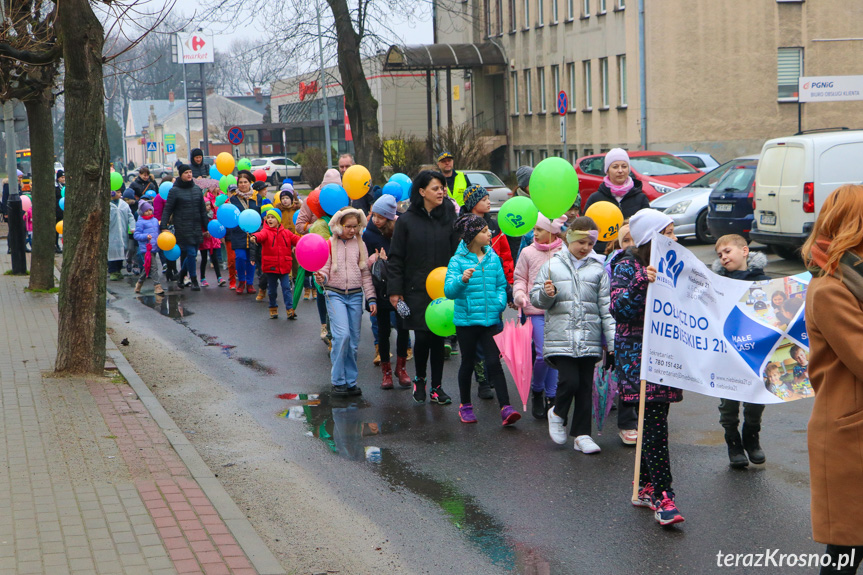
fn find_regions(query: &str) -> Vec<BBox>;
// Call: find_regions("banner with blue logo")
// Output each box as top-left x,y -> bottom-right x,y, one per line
639,235 -> 813,404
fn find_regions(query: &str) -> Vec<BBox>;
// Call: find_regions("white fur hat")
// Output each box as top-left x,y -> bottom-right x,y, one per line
629,208 -> 672,247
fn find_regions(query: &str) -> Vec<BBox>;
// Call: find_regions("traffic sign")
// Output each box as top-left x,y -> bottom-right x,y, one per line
164,134 -> 176,145
227,126 -> 244,145
557,91 -> 568,115
166,143 -> 176,153
146,142 -> 158,152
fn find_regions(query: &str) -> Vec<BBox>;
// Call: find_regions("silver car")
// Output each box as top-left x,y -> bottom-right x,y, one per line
649,157 -> 755,243
462,170 -> 510,212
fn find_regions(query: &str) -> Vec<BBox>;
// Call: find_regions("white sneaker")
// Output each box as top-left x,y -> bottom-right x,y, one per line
574,435 -> 601,454
547,408 -> 567,445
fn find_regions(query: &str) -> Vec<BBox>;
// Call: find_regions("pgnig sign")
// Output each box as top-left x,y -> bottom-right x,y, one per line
799,75 -> 863,103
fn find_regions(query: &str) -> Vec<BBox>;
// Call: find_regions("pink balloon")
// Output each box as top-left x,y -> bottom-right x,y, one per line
296,233 -> 330,272
21,195 -> 32,212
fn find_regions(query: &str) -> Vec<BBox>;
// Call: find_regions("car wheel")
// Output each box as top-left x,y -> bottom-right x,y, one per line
772,245 -> 800,261
695,210 -> 714,244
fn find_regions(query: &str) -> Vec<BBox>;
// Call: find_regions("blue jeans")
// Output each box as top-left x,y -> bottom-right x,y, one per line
178,244 -> 198,279
326,291 -> 364,387
234,248 -> 255,283
267,273 -> 293,309
530,315 -> 558,397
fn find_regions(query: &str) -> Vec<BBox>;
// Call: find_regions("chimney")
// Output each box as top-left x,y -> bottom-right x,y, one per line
168,90 -> 174,103
254,87 -> 262,104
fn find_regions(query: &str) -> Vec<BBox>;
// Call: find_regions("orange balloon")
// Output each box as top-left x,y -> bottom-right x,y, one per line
343,165 -> 371,200
584,201 -> 624,242
157,231 -> 177,251
426,266 -> 447,300
215,152 -> 235,176
55,220 -> 63,235
307,188 -> 325,219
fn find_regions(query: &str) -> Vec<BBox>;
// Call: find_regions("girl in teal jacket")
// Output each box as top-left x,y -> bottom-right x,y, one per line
445,214 -> 521,427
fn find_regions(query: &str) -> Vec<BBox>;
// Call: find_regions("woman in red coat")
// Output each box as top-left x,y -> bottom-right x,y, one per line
251,208 -> 301,319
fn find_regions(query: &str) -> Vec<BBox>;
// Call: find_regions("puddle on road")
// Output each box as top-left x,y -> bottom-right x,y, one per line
277,392 -> 553,573
136,294 -> 193,320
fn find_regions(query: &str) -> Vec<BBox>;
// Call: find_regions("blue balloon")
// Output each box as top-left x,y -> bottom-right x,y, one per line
144,190 -> 156,199
381,181 -> 403,200
320,183 -> 349,216
159,181 -> 172,200
59,197 -> 65,211
293,210 -> 299,225
60,185 -> 65,198
389,173 -> 412,201
283,178 -> 294,185
209,164 -> 221,180
207,219 -> 226,239
217,204 -> 240,228
164,245 -> 181,261
238,209 -> 262,233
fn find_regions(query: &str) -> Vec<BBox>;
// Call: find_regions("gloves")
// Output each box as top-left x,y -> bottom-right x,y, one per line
604,352 -> 615,371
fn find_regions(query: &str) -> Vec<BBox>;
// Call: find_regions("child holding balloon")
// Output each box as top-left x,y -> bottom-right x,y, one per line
133,201 -> 164,294
200,186 -> 224,287
228,170 -> 261,294
251,208 -> 301,319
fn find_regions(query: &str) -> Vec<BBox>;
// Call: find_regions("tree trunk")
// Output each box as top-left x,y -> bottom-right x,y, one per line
326,0 -> 383,182
55,0 -> 110,375
24,96 -> 56,291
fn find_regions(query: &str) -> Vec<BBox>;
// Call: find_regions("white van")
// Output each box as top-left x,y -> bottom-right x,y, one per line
750,130 -> 863,259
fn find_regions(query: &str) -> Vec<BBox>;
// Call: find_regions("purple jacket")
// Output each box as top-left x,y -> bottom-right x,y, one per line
133,216 -> 160,253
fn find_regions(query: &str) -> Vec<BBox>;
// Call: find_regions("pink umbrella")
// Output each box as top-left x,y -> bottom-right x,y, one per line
493,315 -> 534,411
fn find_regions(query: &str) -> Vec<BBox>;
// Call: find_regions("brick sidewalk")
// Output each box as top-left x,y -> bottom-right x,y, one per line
0,255 -> 282,574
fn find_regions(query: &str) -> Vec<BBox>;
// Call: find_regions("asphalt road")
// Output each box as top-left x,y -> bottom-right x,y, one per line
107,239 -> 820,575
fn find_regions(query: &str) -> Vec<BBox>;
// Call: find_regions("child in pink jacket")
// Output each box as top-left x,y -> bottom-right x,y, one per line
314,207 -> 377,397
512,213 -> 567,419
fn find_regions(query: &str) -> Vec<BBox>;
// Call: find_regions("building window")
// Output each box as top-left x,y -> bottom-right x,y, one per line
582,0 -> 590,17
567,62 -> 576,111
583,60 -> 592,109
497,0 -> 504,33
567,0 -> 574,19
485,0 -> 492,37
510,0 -> 517,31
537,0 -> 544,25
778,47 -> 803,100
554,149 -> 563,157
552,0 -> 558,22
538,67 -> 546,113
552,65 -> 560,101
583,147 -> 594,157
600,57 -> 609,108
511,71 -> 519,114
539,149 -> 549,161
570,149 -> 578,164
527,150 -> 535,166
618,0 -> 625,7
618,55 -> 627,106
523,0 -> 530,28
525,69 -> 533,113
599,0 -> 606,13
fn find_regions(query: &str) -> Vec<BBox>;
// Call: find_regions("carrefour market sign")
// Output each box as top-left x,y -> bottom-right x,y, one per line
178,32 -> 215,64
799,75 -> 863,103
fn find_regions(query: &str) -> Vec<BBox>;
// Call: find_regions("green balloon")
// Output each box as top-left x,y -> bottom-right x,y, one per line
237,158 -> 252,171
219,174 -> 237,193
214,194 -> 227,207
110,171 -> 124,191
529,157 -> 579,219
425,297 -> 456,337
498,196 -> 539,237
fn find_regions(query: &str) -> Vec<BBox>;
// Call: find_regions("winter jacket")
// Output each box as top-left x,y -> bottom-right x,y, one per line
530,251 -> 615,361
54,184 -> 63,222
513,237 -> 564,315
444,241 -> 508,327
387,190 -> 459,331
133,216 -> 160,253
253,224 -> 301,275
227,195 -> 261,249
190,150 -> 209,178
711,251 -> 770,281
610,250 -> 683,404
128,176 -> 157,199
362,219 -> 392,255
109,200 -> 134,261
584,178 -> 651,251
481,213 -> 514,284
160,180 -> 207,246
318,208 -> 376,302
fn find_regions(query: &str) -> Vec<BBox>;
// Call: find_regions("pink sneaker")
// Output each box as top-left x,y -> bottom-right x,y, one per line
459,404 -> 477,424
501,405 -> 521,426
200,279 -> 209,287
632,483 -> 655,509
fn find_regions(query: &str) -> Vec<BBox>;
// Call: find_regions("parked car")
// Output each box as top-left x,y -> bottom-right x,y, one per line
671,152 -> 721,173
649,157 -> 749,243
751,130 -> 863,260
126,162 -> 172,183
461,170 -> 510,213
576,151 -> 703,213
706,157 -> 760,242
250,157 -> 303,185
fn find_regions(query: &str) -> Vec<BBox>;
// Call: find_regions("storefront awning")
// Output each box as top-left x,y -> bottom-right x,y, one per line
384,43 -> 506,71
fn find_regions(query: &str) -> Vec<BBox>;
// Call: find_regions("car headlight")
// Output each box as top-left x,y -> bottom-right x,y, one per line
664,200 -> 691,215
652,183 -> 676,195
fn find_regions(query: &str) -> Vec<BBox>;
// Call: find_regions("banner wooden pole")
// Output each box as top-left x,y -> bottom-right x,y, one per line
631,378 -> 648,503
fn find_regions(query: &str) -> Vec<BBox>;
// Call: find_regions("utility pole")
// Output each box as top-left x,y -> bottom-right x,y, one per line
4,100 -> 26,273
316,0 -> 332,169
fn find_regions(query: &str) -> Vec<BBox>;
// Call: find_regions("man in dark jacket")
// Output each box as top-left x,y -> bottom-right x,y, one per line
160,164 -> 208,291
128,166 -> 156,199
190,148 -> 209,178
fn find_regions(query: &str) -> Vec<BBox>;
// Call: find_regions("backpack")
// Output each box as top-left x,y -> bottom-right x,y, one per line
370,257 -> 388,299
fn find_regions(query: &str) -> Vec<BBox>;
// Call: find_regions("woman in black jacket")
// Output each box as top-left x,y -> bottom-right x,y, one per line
228,170 -> 261,295
160,164 -> 208,290
387,170 -> 459,405
190,148 -> 210,178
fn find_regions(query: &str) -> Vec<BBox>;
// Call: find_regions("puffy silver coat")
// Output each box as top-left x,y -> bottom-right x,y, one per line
530,251 -> 615,360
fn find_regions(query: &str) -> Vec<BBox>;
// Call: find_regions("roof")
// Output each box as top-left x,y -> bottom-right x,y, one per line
127,99 -> 186,134
383,43 -> 506,71
228,95 -> 270,116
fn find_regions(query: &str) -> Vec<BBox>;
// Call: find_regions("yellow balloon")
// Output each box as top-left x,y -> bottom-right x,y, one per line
215,152 -> 235,176
426,266 -> 447,300
273,192 -> 281,205
343,165 -> 371,200
584,201 -> 624,242
157,231 -> 177,251
55,220 -> 63,235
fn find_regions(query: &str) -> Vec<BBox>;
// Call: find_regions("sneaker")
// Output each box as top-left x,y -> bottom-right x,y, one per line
632,484 -> 656,509
450,338 -> 459,356
501,405 -> 521,426
443,342 -> 452,359
184,277 -> 192,287
459,404 -> 477,423
429,386 -> 451,405
229,280 -> 236,290
653,492 -> 685,526
619,429 -> 638,446
412,377 -> 426,404
236,281 -> 246,294
478,385 -> 494,400
200,279 -> 209,287
574,435 -> 601,454
547,407 -> 567,445
347,385 -> 362,396
247,285 -> 256,294
331,384 -> 350,396
218,277 -> 226,287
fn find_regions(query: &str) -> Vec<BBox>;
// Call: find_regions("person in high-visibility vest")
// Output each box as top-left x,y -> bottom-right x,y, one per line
437,151 -> 471,207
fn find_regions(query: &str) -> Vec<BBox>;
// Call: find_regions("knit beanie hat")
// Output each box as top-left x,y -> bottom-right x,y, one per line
178,164 -> 192,176
629,208 -> 673,247
280,182 -> 294,194
536,213 -> 568,234
264,207 -> 282,223
122,189 -> 136,200
462,184 -> 489,212
604,148 -> 630,174
455,213 -> 488,246
321,168 -> 341,188
138,201 -> 153,213
516,165 -> 533,189
371,195 -> 397,220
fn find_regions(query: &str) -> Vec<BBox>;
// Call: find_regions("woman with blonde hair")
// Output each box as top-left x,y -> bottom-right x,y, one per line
801,184 -> 863,574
